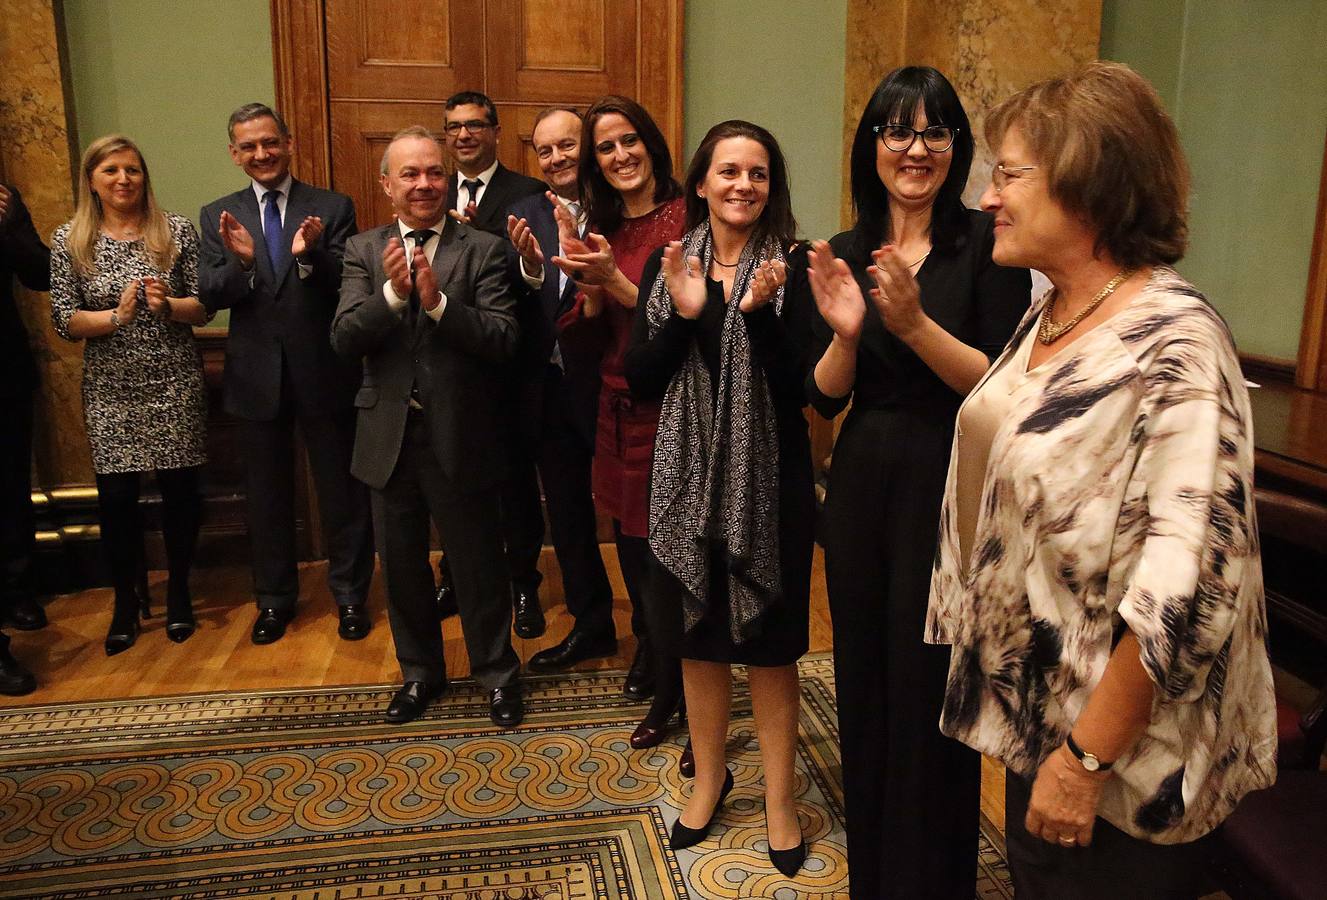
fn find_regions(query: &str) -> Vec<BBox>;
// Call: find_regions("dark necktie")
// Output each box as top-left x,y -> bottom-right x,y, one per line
461,178 -> 483,213
263,190 -> 285,271
405,229 -> 433,317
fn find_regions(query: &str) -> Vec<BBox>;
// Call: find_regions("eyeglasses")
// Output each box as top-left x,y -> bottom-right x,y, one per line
443,120 -> 494,136
991,164 -> 1038,193
872,124 -> 958,153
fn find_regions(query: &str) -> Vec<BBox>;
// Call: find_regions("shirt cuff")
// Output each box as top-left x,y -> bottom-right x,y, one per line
521,260 -> 545,289
382,280 -> 409,315
424,291 -> 448,321
296,258 -> 312,280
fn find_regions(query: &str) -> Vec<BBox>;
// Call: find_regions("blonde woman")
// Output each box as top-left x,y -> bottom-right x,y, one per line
50,135 -> 211,654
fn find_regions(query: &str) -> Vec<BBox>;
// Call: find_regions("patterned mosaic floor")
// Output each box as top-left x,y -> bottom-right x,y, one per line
0,654 -> 1010,898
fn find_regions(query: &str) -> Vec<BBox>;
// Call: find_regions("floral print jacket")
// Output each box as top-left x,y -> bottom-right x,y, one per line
927,267 -> 1277,843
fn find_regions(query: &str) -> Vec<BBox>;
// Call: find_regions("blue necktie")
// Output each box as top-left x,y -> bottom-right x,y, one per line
263,190 -> 285,272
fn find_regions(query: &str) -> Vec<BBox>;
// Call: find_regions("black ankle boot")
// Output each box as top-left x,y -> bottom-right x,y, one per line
165,580 -> 195,644
105,595 -> 141,656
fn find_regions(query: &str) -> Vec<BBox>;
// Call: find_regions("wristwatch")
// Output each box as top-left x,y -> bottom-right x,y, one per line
1066,733 -> 1113,772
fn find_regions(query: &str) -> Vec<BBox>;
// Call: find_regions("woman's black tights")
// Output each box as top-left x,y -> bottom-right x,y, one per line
96,467 -> 201,625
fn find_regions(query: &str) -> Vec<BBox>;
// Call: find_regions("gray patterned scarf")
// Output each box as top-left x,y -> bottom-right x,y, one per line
645,220 -> 785,645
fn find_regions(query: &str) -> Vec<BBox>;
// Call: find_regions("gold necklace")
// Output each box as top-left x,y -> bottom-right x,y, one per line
1038,269 -> 1134,345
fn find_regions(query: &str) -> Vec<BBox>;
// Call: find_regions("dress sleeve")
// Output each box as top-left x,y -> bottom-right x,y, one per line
972,214 -> 1031,361
174,217 -> 212,324
624,247 -> 698,400
48,226 -> 82,342
1115,311 -> 1255,705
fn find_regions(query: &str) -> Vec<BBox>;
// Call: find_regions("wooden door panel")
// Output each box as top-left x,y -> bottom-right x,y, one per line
330,102 -> 443,229
326,0 -> 484,99
485,0 -> 636,102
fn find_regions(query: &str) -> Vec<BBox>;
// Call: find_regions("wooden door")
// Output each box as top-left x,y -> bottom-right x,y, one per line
271,0 -> 685,229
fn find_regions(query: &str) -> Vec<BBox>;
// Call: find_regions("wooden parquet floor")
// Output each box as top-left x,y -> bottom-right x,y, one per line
1,545 -> 1008,832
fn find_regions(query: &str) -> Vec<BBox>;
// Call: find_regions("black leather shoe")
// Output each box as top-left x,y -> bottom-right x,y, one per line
5,596 -> 47,631
384,680 -> 444,724
622,640 -> 655,700
669,767 -> 734,850
630,696 -> 685,750
512,588 -> 546,639
165,587 -> 196,644
337,604 -> 371,641
527,626 -> 617,673
769,838 -> 808,877
0,645 -> 36,696
251,608 -> 293,645
104,611 -> 140,657
489,683 -> 524,728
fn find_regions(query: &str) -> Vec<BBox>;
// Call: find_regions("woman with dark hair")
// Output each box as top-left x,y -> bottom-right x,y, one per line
625,120 -> 815,876
805,67 -> 1031,897
532,96 -> 687,740
49,135 -> 212,655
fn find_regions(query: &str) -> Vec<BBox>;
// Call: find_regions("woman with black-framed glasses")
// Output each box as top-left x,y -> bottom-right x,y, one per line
804,66 -> 1031,898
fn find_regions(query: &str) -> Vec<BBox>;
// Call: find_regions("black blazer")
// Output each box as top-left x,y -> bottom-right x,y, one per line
330,219 -> 519,492
198,179 -> 360,420
450,163 -> 545,237
0,185 -> 50,398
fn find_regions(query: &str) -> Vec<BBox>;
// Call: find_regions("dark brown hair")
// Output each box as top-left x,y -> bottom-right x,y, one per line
984,61 -> 1189,267
684,120 -> 797,251
577,95 -> 681,234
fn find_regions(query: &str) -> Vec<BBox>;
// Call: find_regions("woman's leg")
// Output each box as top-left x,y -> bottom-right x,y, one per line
748,663 -> 801,850
678,659 -> 732,828
155,466 -> 201,620
94,471 -> 144,632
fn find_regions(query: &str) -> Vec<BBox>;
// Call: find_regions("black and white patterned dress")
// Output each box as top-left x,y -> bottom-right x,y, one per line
50,214 -> 210,474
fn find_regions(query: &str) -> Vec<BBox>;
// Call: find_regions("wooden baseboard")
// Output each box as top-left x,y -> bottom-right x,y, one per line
1241,352 -> 1297,384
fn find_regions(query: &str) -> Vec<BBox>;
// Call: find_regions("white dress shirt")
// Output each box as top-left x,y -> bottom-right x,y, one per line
381,219 -> 447,321
454,159 -> 500,216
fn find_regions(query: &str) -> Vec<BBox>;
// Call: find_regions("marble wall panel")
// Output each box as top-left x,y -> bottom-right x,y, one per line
0,0 -> 92,485
842,0 -> 1102,226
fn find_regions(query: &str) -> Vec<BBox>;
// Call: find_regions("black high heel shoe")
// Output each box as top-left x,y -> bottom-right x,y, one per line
669,767 -> 734,850
104,603 -> 141,656
165,583 -> 195,644
630,696 -> 686,750
769,837 -> 808,877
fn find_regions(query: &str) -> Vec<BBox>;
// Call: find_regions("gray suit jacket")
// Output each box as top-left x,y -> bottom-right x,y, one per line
331,219 -> 518,492
199,180 -> 361,420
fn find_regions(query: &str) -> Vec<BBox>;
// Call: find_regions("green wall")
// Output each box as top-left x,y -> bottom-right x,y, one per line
1102,0 -> 1327,361
62,0 -> 275,231
683,0 -> 848,242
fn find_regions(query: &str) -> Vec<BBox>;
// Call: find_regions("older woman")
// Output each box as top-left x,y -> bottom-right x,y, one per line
531,96 -> 687,740
50,135 -> 212,654
927,62 -> 1277,898
806,67 -> 1030,898
625,120 -> 814,875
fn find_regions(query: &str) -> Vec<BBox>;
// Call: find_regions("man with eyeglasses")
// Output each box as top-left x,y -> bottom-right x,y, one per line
437,91 -> 550,641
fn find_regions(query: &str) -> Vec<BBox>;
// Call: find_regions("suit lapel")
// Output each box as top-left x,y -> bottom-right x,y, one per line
234,188 -> 272,282
414,219 -> 464,344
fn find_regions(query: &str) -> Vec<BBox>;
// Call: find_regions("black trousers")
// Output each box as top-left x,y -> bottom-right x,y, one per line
238,369 -> 373,611
0,391 -> 34,611
95,467 -> 201,606
536,366 -> 613,633
823,410 -> 980,900
1004,772 -> 1208,899
374,411 -> 519,690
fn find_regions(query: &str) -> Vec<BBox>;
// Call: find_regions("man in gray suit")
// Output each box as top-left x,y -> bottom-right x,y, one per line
331,126 -> 524,727
199,103 -> 374,646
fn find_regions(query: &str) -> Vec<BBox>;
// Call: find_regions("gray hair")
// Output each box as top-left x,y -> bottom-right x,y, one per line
380,125 -> 441,175
228,103 -> 289,142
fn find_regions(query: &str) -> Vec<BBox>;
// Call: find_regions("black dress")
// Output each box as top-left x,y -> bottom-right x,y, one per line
807,210 -> 1029,899
625,246 -> 815,667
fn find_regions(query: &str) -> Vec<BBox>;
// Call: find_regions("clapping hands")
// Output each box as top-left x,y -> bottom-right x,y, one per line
291,216 -> 323,259
738,259 -> 788,312
807,240 -> 866,344
661,241 -> 707,319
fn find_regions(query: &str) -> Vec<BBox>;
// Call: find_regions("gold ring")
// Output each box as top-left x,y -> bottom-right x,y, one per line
1057,836 -> 1076,846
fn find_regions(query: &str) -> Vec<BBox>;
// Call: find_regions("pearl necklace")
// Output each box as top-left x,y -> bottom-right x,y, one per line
1038,269 -> 1134,345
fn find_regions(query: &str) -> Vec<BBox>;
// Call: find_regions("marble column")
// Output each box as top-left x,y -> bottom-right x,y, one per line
841,0 -> 1103,223
0,0 -> 92,486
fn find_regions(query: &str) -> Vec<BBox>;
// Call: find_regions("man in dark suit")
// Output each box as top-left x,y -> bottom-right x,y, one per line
331,126 -> 524,728
438,91 -> 549,638
0,183 -> 48,697
199,103 -> 374,646
504,108 -> 639,687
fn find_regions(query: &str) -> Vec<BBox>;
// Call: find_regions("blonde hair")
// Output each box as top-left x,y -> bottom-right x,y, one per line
67,135 -> 177,277
985,61 -> 1189,267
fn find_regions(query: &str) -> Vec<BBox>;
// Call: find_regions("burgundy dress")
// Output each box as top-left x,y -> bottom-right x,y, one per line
583,198 -> 685,537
